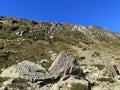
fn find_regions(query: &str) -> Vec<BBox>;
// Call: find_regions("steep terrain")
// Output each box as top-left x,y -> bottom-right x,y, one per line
0,16 -> 120,90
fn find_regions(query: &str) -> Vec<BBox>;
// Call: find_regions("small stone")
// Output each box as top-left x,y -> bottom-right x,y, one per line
0,86 -> 8,90
3,79 -> 14,86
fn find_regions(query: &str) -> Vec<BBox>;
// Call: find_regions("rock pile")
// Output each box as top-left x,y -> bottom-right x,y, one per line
0,60 -> 49,80
0,51 -> 90,90
0,51 -> 120,90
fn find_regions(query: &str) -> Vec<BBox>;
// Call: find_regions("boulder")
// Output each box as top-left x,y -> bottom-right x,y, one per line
50,76 -> 90,90
0,61 -> 52,81
49,51 -> 84,79
105,64 -> 119,78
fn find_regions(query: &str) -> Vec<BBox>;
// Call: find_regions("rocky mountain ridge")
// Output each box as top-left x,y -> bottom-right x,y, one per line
0,16 -> 120,41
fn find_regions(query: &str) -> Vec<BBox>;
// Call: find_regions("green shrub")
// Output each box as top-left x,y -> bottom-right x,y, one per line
0,24 -> 3,29
10,26 -> 19,31
80,56 -> 86,59
0,51 -> 9,58
97,77 -> 115,83
76,56 -> 86,62
71,83 -> 88,90
115,57 -> 120,60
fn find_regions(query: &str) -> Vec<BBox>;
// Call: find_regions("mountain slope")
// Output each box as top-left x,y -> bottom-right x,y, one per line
0,16 -> 120,90
0,16 -> 120,66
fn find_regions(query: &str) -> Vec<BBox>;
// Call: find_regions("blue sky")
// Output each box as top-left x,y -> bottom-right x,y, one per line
0,0 -> 120,33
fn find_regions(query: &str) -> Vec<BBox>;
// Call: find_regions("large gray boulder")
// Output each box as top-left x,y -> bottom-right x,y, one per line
0,60 -> 52,81
49,51 -> 84,79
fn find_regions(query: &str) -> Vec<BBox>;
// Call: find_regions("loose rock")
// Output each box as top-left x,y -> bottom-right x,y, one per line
49,51 -> 84,79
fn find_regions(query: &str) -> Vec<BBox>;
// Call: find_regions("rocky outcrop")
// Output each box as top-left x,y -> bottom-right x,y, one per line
0,51 -> 88,90
1,51 -> 120,90
72,25 -> 120,40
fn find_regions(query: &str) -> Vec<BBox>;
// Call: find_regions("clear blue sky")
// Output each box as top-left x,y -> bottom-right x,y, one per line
0,0 -> 120,33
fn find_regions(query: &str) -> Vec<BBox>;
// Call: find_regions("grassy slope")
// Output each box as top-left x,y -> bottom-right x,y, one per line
0,16 -> 120,71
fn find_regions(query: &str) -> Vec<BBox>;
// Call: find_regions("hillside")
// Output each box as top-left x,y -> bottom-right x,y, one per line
0,16 -> 120,90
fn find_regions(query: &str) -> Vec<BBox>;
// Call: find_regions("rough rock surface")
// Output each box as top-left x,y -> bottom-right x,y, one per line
0,60 -> 51,80
49,51 -> 84,79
